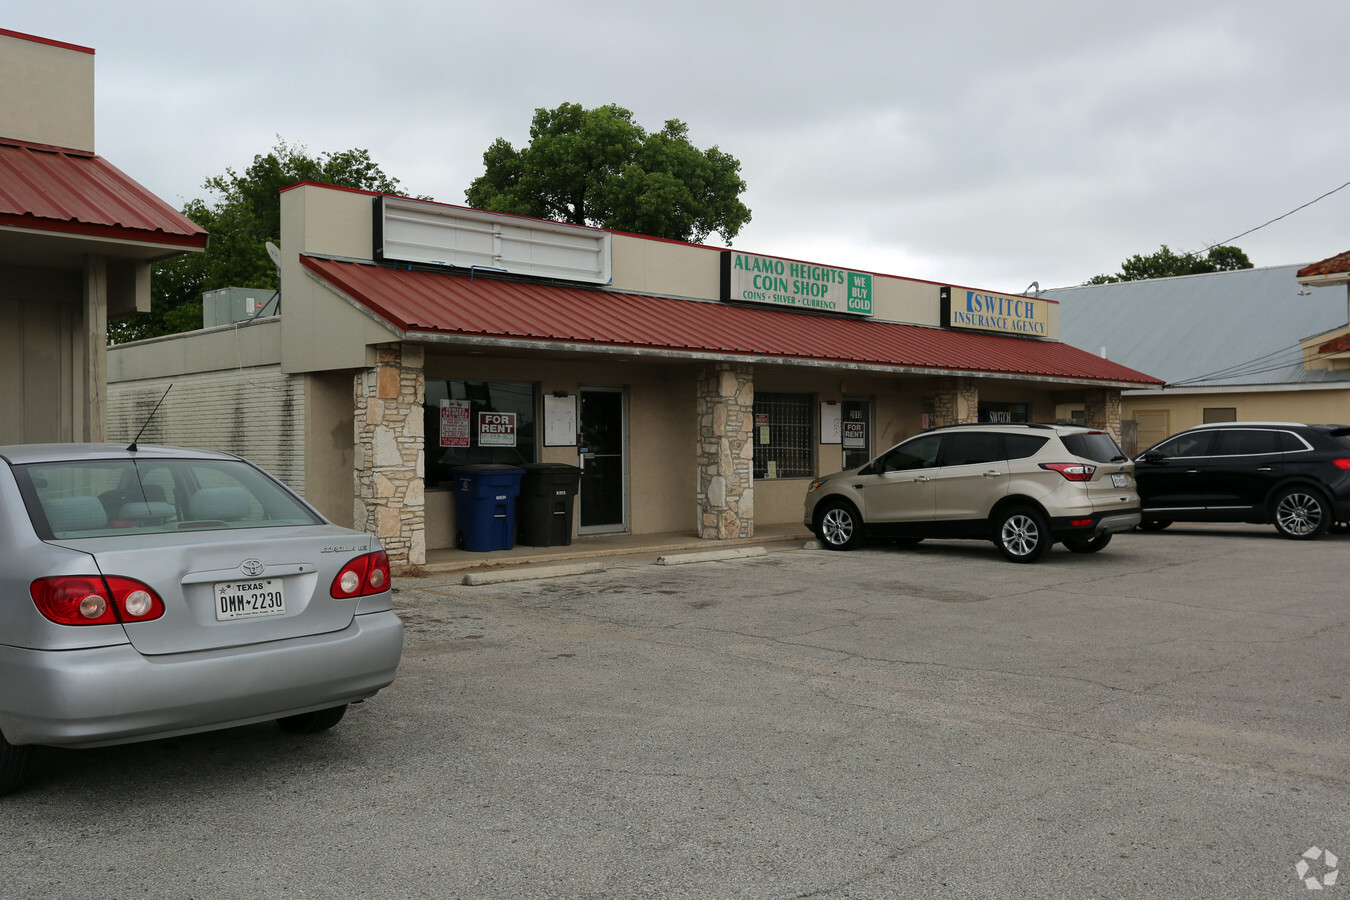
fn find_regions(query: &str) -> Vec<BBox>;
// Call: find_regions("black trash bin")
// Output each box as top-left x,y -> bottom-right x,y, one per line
449,465 -> 526,552
517,462 -> 582,547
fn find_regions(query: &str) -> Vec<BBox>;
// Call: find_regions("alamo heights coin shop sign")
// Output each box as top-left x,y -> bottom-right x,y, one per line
721,251 -> 874,316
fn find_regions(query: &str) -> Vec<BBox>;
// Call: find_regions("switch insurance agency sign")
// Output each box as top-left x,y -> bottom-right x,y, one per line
721,251 -> 873,316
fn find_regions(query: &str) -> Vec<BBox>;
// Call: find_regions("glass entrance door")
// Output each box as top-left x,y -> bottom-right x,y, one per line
579,387 -> 627,533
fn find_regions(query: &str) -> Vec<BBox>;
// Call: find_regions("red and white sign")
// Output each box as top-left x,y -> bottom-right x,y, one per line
478,411 -> 517,447
439,399 -> 470,447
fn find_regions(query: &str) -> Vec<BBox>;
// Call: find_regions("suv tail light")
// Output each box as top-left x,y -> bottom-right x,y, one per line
1333,459 -> 1350,471
31,575 -> 166,626
1040,462 -> 1097,482
331,551 -> 391,598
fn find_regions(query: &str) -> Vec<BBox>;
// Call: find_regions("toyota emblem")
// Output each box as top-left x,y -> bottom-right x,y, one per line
240,559 -> 265,577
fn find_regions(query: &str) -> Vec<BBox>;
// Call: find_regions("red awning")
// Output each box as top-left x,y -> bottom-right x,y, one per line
300,255 -> 1163,386
0,138 -> 207,248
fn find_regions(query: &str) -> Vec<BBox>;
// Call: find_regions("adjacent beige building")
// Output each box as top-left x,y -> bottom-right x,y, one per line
0,28 -> 207,445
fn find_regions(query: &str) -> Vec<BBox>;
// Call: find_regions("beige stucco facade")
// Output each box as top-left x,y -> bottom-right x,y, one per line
109,183 -> 1142,570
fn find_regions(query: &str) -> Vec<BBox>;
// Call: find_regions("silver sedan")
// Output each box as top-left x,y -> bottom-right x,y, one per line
0,443 -> 404,795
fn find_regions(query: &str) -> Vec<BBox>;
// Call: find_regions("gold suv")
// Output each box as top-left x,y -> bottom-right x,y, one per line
804,423 -> 1141,563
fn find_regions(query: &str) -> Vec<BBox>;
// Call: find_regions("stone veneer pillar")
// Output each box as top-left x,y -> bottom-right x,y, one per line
354,343 -> 425,570
696,363 -> 754,539
933,376 -> 979,426
1083,388 -> 1123,443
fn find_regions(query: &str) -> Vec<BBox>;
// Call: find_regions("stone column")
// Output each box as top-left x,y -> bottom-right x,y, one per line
354,343 -> 426,570
696,363 -> 754,539
1083,388 -> 1123,443
932,376 -> 979,426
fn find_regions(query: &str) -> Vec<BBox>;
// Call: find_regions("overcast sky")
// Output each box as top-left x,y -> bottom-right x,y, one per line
10,1 -> 1350,292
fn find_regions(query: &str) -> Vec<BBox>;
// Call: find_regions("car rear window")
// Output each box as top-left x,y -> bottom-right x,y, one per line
1060,432 -> 1126,462
15,457 -> 321,540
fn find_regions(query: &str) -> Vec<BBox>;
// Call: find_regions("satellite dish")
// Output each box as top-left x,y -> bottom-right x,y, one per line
265,241 -> 282,271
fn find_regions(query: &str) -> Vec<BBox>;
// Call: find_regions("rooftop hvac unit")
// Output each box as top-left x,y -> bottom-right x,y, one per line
202,287 -> 274,327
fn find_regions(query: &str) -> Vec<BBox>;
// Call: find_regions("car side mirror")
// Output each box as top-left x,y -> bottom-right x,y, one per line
1141,451 -> 1165,464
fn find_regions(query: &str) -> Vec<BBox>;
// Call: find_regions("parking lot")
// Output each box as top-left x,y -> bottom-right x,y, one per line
3,525 -> 1348,898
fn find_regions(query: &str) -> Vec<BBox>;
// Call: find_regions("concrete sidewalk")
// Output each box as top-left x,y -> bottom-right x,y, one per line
419,522 -> 814,577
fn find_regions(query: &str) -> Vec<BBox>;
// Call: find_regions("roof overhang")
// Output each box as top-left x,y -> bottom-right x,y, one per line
300,254 -> 1164,390
0,138 -> 207,268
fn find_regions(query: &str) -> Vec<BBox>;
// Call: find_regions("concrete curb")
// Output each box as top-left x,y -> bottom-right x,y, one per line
655,547 -> 768,566
461,562 -> 608,585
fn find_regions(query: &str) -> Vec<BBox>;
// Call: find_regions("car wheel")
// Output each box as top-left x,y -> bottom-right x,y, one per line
1062,532 -> 1112,554
993,506 -> 1050,563
1137,519 -> 1171,532
1271,487 -> 1330,539
816,500 -> 862,551
276,704 -> 348,734
0,732 -> 31,796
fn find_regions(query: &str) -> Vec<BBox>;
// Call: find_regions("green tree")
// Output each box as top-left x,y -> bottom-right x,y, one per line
110,139 -> 407,343
1085,244 -> 1253,284
465,103 -> 751,244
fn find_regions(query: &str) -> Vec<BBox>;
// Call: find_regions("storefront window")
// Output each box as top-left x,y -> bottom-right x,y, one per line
979,402 -> 1030,424
424,380 -> 536,485
841,398 -> 873,470
753,392 -> 814,479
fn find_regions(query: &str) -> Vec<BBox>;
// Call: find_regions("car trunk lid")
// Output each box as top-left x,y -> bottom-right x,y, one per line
50,525 -> 376,655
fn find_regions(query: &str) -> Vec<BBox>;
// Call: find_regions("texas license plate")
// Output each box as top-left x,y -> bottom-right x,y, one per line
214,579 -> 286,621
1111,474 -> 1127,488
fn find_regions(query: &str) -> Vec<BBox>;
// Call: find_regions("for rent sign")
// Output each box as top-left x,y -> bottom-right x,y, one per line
477,412 -> 517,447
721,251 -> 873,316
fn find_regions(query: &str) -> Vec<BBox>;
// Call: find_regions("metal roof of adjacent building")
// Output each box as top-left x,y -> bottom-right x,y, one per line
0,138 -> 208,248
1048,263 -> 1350,388
300,254 -> 1162,387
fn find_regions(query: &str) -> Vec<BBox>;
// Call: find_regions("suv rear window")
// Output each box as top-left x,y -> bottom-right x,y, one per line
1060,432 -> 1126,462
15,458 -> 321,540
1004,434 -> 1049,460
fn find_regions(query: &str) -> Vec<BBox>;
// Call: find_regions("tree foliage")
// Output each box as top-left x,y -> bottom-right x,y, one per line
465,103 -> 751,245
1085,244 -> 1253,284
110,139 -> 406,343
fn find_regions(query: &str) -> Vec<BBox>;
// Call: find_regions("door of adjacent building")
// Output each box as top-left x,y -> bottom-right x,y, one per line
578,387 -> 628,534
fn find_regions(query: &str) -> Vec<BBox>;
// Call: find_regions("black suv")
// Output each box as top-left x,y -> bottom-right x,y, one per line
1134,422 -> 1350,538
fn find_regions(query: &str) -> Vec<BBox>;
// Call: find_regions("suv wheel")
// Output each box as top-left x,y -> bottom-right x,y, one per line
993,506 -> 1050,563
1271,486 -> 1330,539
1063,532 -> 1112,554
816,500 -> 862,551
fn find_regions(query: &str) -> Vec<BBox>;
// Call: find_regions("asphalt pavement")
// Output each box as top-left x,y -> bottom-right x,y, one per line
2,524 -> 1347,898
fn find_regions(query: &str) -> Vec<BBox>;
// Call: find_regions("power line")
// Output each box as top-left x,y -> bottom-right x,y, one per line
1191,179 -> 1350,257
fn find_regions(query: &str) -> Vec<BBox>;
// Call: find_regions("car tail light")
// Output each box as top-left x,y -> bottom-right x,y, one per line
1333,459 -> 1350,471
331,551 -> 391,598
1039,462 -> 1097,482
31,575 -> 166,626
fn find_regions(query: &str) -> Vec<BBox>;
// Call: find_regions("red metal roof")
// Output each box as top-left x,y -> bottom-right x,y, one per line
301,255 -> 1163,386
0,138 -> 208,248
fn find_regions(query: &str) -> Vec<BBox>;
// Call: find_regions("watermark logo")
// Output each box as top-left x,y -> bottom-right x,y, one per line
1297,847 -> 1339,890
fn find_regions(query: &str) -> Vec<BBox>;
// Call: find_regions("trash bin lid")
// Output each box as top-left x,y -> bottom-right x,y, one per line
450,464 -> 526,475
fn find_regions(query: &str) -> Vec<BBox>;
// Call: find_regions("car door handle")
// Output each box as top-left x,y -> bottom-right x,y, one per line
1185,469 -> 1199,474
913,475 -> 930,483
1257,467 -> 1272,472
982,470 -> 1004,477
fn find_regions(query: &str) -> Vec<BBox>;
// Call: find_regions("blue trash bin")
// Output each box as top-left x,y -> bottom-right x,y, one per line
450,465 -> 525,552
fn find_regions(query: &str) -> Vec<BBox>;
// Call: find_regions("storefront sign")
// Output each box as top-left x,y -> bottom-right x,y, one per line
477,412 -> 517,447
843,421 -> 866,449
721,251 -> 873,316
941,286 -> 1049,336
439,399 -> 470,448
